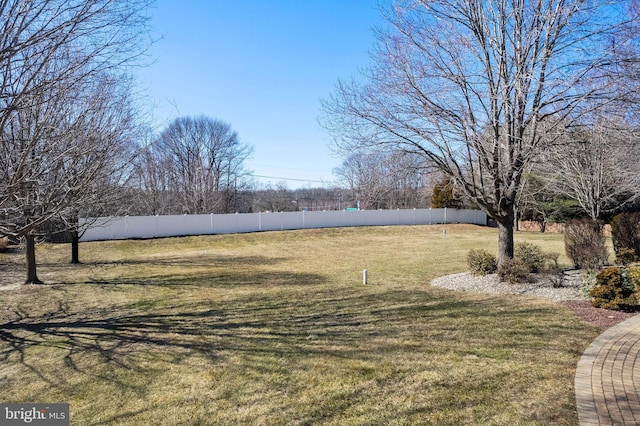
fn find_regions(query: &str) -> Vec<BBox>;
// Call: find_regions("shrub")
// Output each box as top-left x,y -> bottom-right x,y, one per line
589,267 -> 638,311
564,219 -> 608,270
629,266 -> 640,294
498,258 -> 532,284
615,248 -> 638,265
467,249 -> 497,276
514,242 -> 545,273
611,213 -> 640,265
542,252 -> 564,288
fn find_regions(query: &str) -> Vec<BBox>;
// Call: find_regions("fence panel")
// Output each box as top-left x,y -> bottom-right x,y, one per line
281,212 -> 304,230
396,209 -> 416,225
155,215 -> 179,237
125,216 -> 156,238
79,217 -> 116,241
304,210 -> 344,229
109,217 -> 130,240
228,213 -> 259,234
259,212 -> 286,232
79,208 -> 487,241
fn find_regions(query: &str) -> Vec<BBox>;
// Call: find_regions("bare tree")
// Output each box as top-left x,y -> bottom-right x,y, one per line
322,0 -> 640,266
334,150 -> 429,209
143,116 -> 253,214
542,121 -> 640,220
334,151 -> 390,210
130,142 -> 177,215
252,182 -> 297,212
0,0 -> 152,282
0,65 -> 139,280
63,75 -> 141,264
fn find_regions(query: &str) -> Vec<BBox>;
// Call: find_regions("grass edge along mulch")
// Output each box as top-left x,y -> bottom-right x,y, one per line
0,225 -> 599,425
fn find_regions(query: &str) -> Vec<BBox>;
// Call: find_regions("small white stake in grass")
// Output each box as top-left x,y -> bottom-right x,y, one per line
443,228 -> 447,238
363,269 -> 368,285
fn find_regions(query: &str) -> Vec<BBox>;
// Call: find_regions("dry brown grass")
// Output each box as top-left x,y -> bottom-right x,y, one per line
0,225 -> 598,425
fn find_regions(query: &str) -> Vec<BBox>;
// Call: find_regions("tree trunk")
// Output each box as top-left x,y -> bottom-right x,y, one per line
497,217 -> 515,270
71,230 -> 80,264
25,233 -> 43,284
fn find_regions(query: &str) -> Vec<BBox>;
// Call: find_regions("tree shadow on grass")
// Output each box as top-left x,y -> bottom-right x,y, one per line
0,285 -> 593,423
0,251 -> 305,287
0,288 -> 588,364
77,254 -> 289,269
45,254 -> 327,289
82,270 -> 327,288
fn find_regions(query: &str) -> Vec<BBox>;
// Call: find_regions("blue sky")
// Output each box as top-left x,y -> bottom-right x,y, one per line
138,1 -> 384,188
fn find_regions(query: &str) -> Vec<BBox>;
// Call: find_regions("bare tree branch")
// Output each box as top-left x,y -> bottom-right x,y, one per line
321,0 -> 640,266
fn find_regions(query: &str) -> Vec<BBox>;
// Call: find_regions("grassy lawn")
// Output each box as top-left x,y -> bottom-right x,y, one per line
0,224 -> 599,425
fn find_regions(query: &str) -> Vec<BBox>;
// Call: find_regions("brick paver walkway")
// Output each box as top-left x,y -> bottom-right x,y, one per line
575,315 -> 640,425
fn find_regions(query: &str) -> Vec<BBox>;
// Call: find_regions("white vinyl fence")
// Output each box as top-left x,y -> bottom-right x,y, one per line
79,208 -> 487,242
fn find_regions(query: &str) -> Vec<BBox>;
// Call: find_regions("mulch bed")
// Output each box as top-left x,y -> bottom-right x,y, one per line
559,300 -> 638,331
